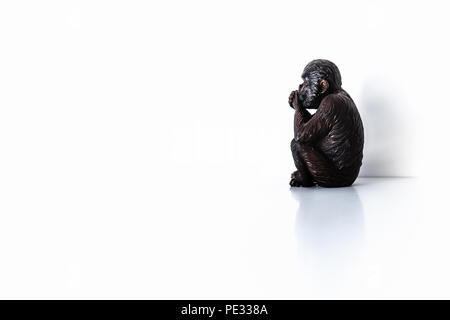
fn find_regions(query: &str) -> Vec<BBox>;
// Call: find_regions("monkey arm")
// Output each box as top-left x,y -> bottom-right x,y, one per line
298,107 -> 313,122
295,105 -> 331,144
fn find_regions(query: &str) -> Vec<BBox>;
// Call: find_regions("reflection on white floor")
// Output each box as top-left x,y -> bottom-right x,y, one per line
288,177 -> 449,299
293,186 -> 365,297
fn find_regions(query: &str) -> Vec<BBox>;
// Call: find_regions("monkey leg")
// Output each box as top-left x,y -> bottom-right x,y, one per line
298,144 -> 357,187
290,139 -> 314,187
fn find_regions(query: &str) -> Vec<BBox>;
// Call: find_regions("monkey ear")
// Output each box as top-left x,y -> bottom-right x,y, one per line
319,79 -> 329,94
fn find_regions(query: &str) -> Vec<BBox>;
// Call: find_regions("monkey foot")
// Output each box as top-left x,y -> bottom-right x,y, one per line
289,171 -> 315,187
289,177 -> 302,187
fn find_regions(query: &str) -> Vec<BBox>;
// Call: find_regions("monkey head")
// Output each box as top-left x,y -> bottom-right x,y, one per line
298,59 -> 342,109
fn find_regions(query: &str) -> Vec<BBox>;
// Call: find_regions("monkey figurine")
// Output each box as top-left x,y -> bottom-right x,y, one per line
289,59 -> 364,187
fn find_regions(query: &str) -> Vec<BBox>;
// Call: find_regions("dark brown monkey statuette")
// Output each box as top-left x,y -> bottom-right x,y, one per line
289,59 -> 364,187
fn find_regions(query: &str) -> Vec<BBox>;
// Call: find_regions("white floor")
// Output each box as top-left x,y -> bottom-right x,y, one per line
2,174 -> 448,299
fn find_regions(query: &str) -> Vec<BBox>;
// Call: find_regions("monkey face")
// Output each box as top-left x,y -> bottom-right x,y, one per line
298,76 -> 322,109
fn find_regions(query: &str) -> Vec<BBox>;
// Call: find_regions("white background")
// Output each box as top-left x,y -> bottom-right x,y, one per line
0,1 -> 450,299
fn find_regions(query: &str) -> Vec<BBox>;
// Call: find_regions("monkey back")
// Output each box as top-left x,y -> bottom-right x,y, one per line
317,91 -> 364,171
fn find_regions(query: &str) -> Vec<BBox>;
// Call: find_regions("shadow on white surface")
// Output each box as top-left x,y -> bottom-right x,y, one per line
291,187 -> 365,295
358,80 -> 416,177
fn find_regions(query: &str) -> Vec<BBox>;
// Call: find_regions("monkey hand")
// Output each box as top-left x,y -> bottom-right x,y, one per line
289,90 -> 297,109
289,90 -> 303,110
